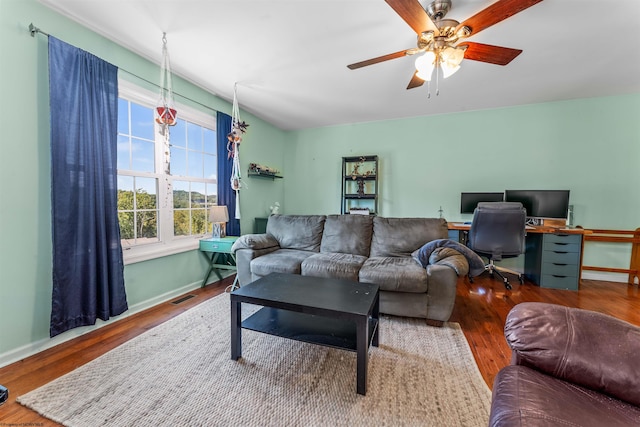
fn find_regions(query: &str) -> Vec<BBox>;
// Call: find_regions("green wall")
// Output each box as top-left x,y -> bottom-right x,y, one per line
0,0 -> 286,365
1,0 -> 638,366
284,95 -> 640,273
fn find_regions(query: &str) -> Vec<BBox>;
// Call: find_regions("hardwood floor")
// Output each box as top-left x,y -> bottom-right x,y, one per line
1,274 -> 639,425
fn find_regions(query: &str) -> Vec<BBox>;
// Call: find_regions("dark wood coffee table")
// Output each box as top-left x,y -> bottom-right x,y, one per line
230,272 -> 379,395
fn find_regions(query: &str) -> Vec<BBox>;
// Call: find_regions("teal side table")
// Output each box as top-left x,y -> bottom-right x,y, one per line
199,236 -> 239,289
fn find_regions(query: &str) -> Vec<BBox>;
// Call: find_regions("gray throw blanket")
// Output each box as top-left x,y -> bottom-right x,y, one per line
412,239 -> 486,277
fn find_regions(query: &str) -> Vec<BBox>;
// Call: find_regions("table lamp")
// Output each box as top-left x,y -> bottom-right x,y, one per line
209,205 -> 229,240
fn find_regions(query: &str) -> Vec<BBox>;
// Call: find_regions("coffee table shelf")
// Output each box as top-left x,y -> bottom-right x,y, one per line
242,307 -> 378,352
230,273 -> 379,395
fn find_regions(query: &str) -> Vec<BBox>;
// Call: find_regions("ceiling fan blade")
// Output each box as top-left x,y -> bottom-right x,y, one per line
458,0 -> 543,37
407,71 -> 425,89
347,50 -> 409,70
461,42 -> 522,65
385,0 -> 438,34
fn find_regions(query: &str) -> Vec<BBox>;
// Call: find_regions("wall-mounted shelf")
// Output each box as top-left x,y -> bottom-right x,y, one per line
344,194 -> 376,199
247,171 -> 283,180
248,162 -> 282,180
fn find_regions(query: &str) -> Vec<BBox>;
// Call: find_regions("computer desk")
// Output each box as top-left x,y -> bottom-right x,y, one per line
447,222 -> 591,290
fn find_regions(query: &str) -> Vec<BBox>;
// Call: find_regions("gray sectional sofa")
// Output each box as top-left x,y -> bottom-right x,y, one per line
231,214 -> 465,323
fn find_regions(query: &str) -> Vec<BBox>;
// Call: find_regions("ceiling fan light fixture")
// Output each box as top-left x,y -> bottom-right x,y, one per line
439,45 -> 465,78
415,51 -> 436,81
440,63 -> 460,78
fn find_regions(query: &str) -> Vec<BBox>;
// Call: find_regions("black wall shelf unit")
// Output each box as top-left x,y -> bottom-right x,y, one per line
341,155 -> 378,215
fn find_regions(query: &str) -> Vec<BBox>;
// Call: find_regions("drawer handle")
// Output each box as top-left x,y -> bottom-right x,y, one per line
552,263 -> 568,266
553,243 -> 569,246
552,274 -> 568,278
555,234 -> 570,237
553,251 -> 569,254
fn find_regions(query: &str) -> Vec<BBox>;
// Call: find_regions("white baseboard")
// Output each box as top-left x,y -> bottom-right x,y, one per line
0,280 -> 202,369
582,271 -> 635,284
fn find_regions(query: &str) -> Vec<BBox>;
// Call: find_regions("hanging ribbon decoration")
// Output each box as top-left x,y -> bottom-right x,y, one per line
227,83 -> 249,220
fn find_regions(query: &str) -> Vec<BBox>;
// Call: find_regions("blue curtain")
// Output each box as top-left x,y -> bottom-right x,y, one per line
216,112 -> 241,236
48,37 -> 127,337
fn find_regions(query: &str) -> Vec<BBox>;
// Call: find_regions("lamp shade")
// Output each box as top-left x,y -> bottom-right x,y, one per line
209,205 -> 229,223
440,46 -> 464,79
415,51 -> 436,81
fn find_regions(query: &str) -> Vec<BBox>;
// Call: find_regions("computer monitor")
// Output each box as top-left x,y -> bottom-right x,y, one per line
504,190 -> 570,219
460,192 -> 504,214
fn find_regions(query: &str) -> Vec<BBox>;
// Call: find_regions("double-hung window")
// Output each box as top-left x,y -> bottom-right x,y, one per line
117,80 -> 217,263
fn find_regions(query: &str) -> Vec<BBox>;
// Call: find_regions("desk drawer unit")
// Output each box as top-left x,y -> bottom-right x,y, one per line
540,233 -> 582,290
524,233 -> 583,290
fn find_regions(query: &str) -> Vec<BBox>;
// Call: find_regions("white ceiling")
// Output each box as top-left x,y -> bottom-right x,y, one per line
38,0 -> 640,131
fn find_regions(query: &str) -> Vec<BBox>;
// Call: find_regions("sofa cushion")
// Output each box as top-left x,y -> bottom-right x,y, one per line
320,215 -> 373,257
370,217 -> 448,257
266,214 -> 326,251
359,256 -> 428,293
490,365 -> 640,427
301,252 -> 368,282
250,249 -> 316,276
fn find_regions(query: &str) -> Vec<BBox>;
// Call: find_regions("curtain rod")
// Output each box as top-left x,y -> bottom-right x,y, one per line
28,23 -> 219,114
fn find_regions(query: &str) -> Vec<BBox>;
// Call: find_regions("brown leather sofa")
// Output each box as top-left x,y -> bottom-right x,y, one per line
489,302 -> 640,426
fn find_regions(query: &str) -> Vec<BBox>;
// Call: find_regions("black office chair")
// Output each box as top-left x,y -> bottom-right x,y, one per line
467,202 -> 527,290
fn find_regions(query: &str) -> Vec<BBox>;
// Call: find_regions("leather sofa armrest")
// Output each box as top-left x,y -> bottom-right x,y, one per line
231,233 -> 279,252
505,302 -> 640,407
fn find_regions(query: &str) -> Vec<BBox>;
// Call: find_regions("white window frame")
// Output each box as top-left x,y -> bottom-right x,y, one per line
118,79 -> 217,264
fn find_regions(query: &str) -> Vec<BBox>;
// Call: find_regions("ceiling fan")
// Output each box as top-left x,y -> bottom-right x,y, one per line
347,0 -> 543,90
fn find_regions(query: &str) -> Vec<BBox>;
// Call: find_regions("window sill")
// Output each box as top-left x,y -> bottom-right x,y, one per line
122,237 -> 205,265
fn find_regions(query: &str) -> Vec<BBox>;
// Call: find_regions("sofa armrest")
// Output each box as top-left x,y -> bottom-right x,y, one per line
232,234 -> 280,286
231,233 -> 279,252
424,264 -> 458,322
505,302 -> 640,407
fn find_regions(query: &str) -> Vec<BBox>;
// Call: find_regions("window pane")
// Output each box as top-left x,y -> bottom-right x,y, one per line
203,154 -> 216,180
130,102 -> 154,140
118,212 -> 135,241
205,183 -> 217,207
190,182 -> 206,208
131,138 -> 155,173
187,151 -> 203,177
191,209 -> 207,234
118,99 -> 129,134
187,122 -> 203,151
117,135 -> 131,170
137,210 -> 158,242
170,146 -> 187,176
171,119 -> 186,147
173,210 -> 189,236
203,128 -> 215,153
173,180 -> 189,209
118,176 -> 135,242
134,177 -> 157,210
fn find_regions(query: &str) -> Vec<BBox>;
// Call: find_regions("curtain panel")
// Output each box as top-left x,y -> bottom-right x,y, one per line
48,37 -> 128,337
216,113 -> 240,236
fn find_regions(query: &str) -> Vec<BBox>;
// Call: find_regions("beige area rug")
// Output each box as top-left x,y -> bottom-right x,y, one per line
18,293 -> 491,426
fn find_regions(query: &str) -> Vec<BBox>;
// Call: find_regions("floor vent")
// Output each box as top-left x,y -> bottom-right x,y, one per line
171,294 -> 197,305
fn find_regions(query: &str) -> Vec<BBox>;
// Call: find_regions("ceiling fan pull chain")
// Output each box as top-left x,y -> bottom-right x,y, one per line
436,62 -> 440,96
